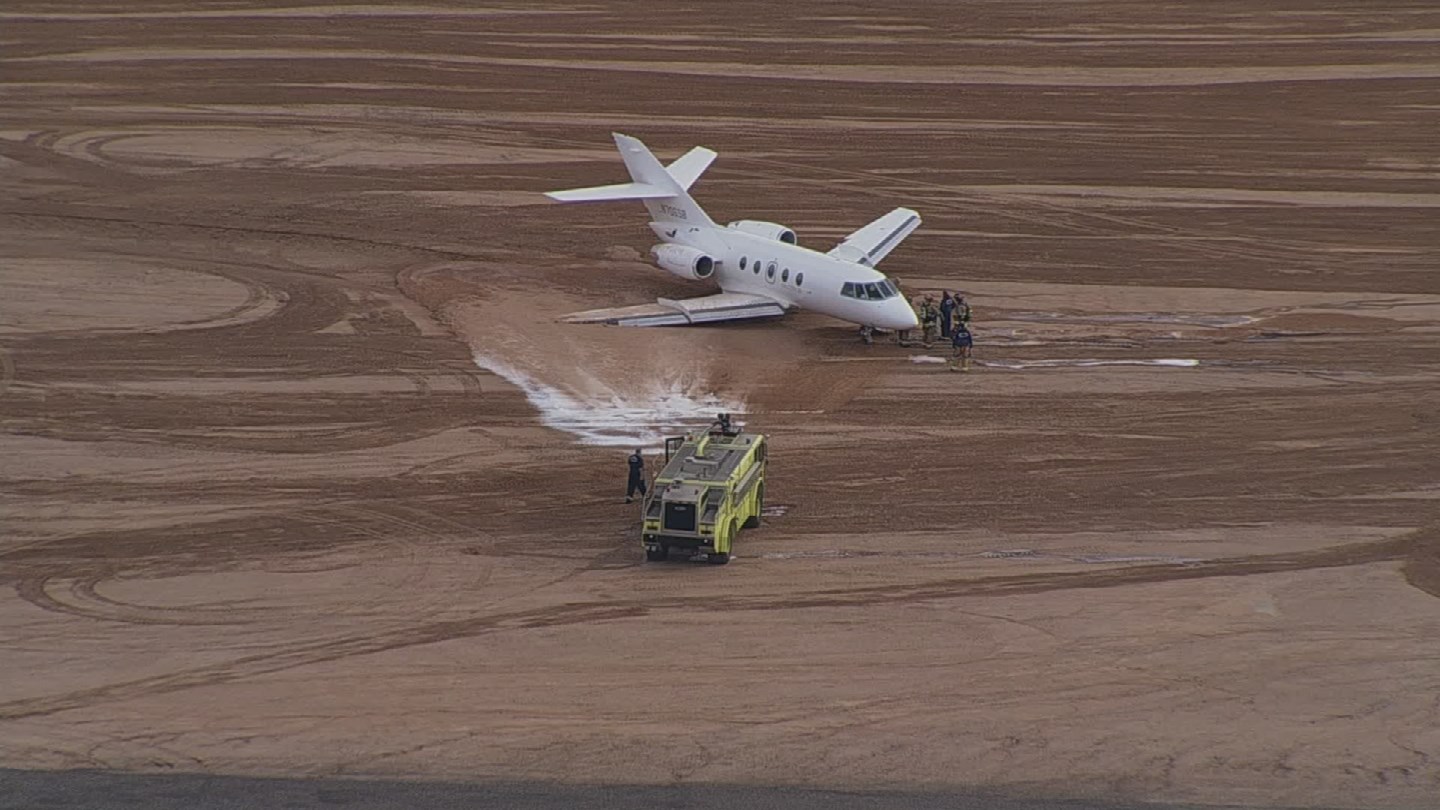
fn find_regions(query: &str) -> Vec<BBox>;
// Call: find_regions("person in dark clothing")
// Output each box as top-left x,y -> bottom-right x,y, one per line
939,292 -> 955,339
625,449 -> 647,503
710,412 -> 735,436
949,323 -> 974,373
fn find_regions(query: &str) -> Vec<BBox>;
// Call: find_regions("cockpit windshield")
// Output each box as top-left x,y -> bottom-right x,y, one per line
841,279 -> 900,300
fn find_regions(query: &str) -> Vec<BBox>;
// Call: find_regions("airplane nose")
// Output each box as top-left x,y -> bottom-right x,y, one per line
878,299 -> 919,331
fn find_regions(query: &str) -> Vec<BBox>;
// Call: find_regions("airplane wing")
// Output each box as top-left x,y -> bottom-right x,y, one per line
826,207 -> 922,267
560,292 -> 787,327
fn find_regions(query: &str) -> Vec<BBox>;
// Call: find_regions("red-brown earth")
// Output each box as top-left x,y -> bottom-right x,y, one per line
2,2 -> 1439,807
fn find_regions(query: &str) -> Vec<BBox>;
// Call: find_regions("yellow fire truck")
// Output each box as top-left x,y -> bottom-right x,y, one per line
641,414 -> 766,564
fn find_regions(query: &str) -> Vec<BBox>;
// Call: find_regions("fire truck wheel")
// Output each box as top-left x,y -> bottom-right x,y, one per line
744,485 -> 764,529
645,546 -> 668,562
706,552 -> 730,565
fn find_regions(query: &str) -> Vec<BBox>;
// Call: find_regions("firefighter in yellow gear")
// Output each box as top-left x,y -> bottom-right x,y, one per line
954,295 -> 972,332
919,295 -> 940,346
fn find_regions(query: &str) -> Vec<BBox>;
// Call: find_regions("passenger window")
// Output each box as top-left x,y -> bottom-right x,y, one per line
781,268 -> 789,282
740,256 -> 747,269
864,283 -> 881,299
796,273 -> 804,287
766,262 -> 776,279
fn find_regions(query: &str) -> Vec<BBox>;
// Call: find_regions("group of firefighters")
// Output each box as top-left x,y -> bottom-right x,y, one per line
883,289 -> 975,372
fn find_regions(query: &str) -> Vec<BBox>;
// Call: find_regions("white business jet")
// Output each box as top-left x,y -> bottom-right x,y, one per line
546,133 -> 921,332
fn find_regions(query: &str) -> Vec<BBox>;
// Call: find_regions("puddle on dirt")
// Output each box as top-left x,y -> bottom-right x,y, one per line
764,548 -> 1207,564
982,358 -> 1200,369
473,353 -> 743,447
1069,553 -> 1206,564
1004,311 -> 1257,327
760,549 -> 963,560
982,549 -> 1207,565
1245,331 -> 1330,340
980,337 -> 1047,347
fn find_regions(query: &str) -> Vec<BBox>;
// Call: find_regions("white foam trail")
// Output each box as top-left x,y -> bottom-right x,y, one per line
473,353 -> 744,447
910,355 -> 949,364
983,358 -> 1200,369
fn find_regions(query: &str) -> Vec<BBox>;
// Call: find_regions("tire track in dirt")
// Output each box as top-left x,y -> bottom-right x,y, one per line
2,500 -> 496,623
2,526 -> 1431,721
0,132 -> 150,190
1,237 -> 497,451
0,602 -> 648,721
0,347 -> 15,399
0,210 -> 487,264
2,256 -> 287,341
13,573 -> 260,627
723,157 -> 1348,273
1401,526 -> 1440,598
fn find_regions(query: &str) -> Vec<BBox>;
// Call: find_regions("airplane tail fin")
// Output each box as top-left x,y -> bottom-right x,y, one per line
545,133 -> 716,226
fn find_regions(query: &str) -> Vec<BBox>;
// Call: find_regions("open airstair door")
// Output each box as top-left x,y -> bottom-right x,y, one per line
827,207 -> 922,267
560,292 -> 787,327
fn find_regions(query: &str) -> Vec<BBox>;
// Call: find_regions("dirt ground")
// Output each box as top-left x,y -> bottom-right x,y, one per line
2,2 -> 1439,808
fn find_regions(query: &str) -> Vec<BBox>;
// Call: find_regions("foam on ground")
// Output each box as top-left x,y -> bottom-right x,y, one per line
474,353 -> 743,447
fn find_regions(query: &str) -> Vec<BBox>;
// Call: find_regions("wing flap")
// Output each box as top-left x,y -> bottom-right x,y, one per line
561,292 -> 787,327
827,207 -> 922,266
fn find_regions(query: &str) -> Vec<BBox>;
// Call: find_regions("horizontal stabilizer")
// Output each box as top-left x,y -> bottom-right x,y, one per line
666,146 -> 717,191
545,181 -> 672,203
560,292 -> 787,327
545,133 -> 717,225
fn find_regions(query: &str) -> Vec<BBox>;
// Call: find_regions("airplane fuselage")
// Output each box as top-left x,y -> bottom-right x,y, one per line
652,223 -> 919,331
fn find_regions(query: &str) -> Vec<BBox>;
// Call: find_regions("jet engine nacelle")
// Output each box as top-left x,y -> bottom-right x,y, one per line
651,243 -> 716,281
726,220 -> 797,245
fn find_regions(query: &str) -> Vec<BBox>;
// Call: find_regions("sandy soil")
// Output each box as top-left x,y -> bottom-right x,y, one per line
2,2 -> 1439,808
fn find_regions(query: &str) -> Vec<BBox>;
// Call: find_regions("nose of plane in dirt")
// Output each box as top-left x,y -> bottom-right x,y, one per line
875,298 -> 920,331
